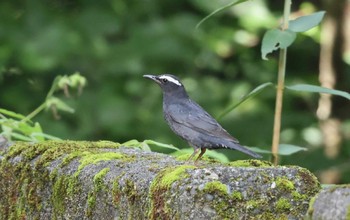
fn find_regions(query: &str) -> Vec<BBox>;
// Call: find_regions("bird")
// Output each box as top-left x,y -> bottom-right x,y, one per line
143,74 -> 262,162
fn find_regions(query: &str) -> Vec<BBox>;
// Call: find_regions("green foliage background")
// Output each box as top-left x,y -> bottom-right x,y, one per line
1,1 -> 349,182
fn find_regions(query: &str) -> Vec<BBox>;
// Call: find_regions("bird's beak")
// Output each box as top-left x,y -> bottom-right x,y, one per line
143,75 -> 160,84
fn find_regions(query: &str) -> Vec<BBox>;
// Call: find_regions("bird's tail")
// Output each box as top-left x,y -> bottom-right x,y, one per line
225,141 -> 262,158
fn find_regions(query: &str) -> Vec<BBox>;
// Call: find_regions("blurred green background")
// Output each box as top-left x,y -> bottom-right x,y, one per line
0,0 -> 349,183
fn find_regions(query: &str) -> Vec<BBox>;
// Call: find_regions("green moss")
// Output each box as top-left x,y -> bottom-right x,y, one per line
200,181 -> 264,219
60,151 -> 90,167
296,167 -> 321,196
255,212 -> 277,220
291,191 -> 307,200
175,153 -> 220,163
147,163 -> 160,172
0,140 -> 128,219
158,165 -> 196,188
86,191 -> 96,217
257,213 -> 288,220
148,165 -> 196,219
93,168 -> 110,191
112,181 -> 121,206
203,181 -> 228,196
227,159 -> 273,167
94,140 -> 121,148
51,150 -> 118,217
246,200 -> 260,209
214,201 -> 232,219
112,173 -> 125,207
6,141 -> 46,161
306,195 -> 317,216
79,152 -> 123,173
276,177 -> 295,191
87,192 -> 96,207
66,175 -> 79,196
124,179 -> 138,203
1,141 -> 321,219
6,140 -> 123,169
231,191 -> 243,201
87,167 -> 111,217
6,162 -> 48,218
175,153 -> 192,161
276,198 -> 292,211
51,174 -> 72,215
346,204 -> 350,220
49,168 -> 59,181
188,166 -> 314,219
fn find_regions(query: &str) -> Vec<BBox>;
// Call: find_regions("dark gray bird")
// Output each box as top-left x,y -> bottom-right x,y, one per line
143,74 -> 262,162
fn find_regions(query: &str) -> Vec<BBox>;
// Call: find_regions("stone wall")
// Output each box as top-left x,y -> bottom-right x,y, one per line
0,140 -> 321,219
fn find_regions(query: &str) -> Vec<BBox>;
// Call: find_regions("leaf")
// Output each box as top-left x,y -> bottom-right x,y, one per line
261,28 -> 296,60
0,108 -> 27,120
17,123 -> 34,135
31,122 -> 47,141
217,82 -> 274,119
122,139 -> 150,151
246,147 -> 271,154
144,140 -> 180,151
10,132 -> 34,142
122,139 -> 179,152
46,97 -> 75,113
122,139 -> 140,146
278,144 -> 308,155
33,122 -> 43,133
31,132 -> 61,141
196,0 -> 248,29
289,11 -> 326,33
286,84 -> 350,100
0,118 -> 19,129
249,144 -> 307,156
171,148 -> 229,163
139,142 -> 151,152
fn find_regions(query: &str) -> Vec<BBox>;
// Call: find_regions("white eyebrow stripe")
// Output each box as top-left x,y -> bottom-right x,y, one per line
159,76 -> 182,86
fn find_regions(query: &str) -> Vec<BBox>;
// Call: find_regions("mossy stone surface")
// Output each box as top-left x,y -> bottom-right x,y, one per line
0,140 -> 321,219
307,184 -> 350,220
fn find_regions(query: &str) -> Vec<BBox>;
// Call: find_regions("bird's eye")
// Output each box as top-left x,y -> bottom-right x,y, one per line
161,78 -> 168,83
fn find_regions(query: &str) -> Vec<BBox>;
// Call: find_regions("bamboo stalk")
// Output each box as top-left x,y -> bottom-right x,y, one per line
271,0 -> 291,165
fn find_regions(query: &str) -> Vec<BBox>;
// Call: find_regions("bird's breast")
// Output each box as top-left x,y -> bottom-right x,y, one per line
162,101 -> 189,129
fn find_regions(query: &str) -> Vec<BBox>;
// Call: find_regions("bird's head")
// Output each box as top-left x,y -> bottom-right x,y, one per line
143,74 -> 188,98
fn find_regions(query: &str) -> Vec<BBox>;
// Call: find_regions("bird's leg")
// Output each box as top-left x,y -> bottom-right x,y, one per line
195,148 -> 206,162
187,148 -> 200,161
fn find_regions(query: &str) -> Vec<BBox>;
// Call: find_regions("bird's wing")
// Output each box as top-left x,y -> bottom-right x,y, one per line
166,100 -> 239,143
